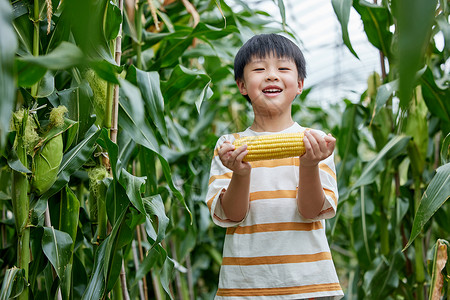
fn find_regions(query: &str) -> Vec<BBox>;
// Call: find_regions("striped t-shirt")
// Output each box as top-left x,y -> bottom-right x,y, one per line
206,122 -> 343,300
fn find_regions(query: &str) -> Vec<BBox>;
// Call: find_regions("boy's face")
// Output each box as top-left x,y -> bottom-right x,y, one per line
236,54 -> 303,114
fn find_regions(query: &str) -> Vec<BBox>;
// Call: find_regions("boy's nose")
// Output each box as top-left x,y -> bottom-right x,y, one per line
265,72 -> 279,81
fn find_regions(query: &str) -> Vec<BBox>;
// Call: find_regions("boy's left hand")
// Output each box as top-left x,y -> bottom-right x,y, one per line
300,130 -> 336,167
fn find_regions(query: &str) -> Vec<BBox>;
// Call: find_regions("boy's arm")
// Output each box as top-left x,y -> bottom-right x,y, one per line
297,130 -> 336,219
218,141 -> 252,222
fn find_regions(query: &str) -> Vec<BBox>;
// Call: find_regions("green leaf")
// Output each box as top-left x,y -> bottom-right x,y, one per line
59,186 -> 80,246
129,66 -> 168,143
143,194 -> 169,247
42,227 -> 73,279
36,71 -> 55,98
374,79 -> 398,117
105,0 -> 122,41
17,41 -> 86,70
353,1 -> 393,59
119,169 -> 146,216
395,0 -> 438,108
404,163 -> 450,250
352,135 -> 411,190
441,133 -> 450,165
0,267 -> 26,300
332,0 -> 359,58
337,103 -> 364,195
119,97 -> 160,154
420,67 -> 450,123
161,64 -> 211,107
0,0 -> 18,150
104,208 -> 130,293
41,125 -> 101,199
364,252 -> 405,299
275,0 -> 287,31
81,238 -> 107,300
66,0 -> 115,64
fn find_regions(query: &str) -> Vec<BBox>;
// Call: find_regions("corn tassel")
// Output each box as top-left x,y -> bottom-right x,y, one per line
233,132 -> 305,162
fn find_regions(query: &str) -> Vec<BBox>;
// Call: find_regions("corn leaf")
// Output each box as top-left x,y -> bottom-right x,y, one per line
396,0 -> 438,108
351,135 -> 411,190
104,208 -> 131,293
442,133 -> 450,165
42,227 -> 73,279
143,194 -> 169,247
404,163 -> 450,250
119,169 -> 146,216
130,66 -> 169,144
16,41 -> 86,86
429,239 -> 449,299
161,64 -> 211,109
353,1 -> 393,59
0,267 -> 26,300
332,0 -> 359,58
420,67 -> 450,123
363,252 -> 405,299
81,238 -> 107,300
337,102 -> 364,197
0,0 -> 17,150
66,0 -> 115,64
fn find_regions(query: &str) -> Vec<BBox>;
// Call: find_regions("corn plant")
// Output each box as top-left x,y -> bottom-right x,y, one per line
0,0 -> 291,299
331,0 -> 450,299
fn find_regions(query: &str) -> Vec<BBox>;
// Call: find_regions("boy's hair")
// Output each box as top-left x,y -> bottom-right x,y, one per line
234,33 -> 307,102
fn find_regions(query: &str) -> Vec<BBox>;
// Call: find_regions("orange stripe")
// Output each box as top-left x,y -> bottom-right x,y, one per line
222,252 -> 332,266
324,188 -> 337,206
319,163 -> 336,180
226,221 -> 323,235
217,283 -> 342,297
250,190 -> 297,201
207,191 -> 219,211
250,157 -> 299,168
208,173 -> 232,185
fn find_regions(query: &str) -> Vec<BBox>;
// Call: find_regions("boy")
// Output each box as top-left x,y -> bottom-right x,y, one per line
206,34 -> 343,299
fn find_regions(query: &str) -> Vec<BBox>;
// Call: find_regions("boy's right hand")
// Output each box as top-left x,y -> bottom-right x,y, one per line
218,141 -> 251,176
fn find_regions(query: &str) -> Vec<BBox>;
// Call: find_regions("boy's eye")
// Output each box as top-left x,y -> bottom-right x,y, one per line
253,68 -> 265,71
279,67 -> 290,71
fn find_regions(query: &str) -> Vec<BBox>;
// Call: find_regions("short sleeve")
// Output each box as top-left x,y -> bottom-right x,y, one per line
313,151 -> 339,220
205,134 -> 245,228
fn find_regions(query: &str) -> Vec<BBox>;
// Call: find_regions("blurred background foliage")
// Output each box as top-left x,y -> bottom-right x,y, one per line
0,0 -> 449,299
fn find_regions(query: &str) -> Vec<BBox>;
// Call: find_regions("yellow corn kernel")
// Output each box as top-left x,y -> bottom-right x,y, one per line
233,132 -> 305,162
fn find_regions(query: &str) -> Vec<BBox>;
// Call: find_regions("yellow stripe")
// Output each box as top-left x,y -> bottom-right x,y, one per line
226,221 -> 322,235
319,163 -> 336,180
250,190 -> 297,201
222,252 -> 332,266
324,188 -> 337,206
217,283 -> 342,297
208,173 -> 232,185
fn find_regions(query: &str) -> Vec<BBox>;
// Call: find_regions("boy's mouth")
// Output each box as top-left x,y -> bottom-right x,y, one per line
262,87 -> 283,94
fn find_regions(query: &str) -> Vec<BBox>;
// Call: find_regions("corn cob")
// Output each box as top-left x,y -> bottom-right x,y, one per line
233,132 -> 305,162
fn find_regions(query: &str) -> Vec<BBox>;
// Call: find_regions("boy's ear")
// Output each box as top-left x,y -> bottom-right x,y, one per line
297,79 -> 304,95
236,80 -> 248,95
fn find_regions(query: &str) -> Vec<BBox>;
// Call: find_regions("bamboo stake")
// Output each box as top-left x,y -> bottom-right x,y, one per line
109,1 -> 130,299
